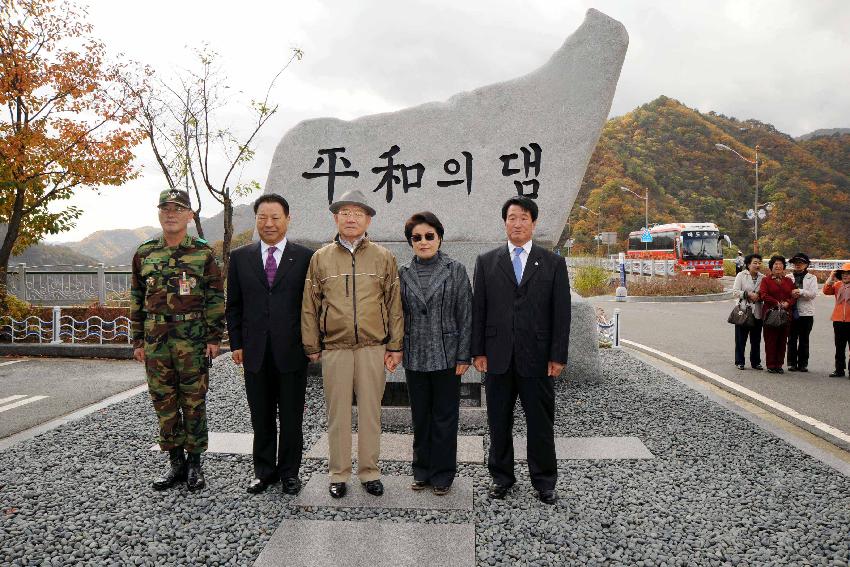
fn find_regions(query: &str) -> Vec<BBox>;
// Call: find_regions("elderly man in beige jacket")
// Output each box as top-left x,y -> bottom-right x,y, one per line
302,189 -> 404,499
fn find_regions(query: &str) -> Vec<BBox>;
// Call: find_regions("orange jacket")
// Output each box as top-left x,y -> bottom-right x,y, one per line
823,280 -> 850,322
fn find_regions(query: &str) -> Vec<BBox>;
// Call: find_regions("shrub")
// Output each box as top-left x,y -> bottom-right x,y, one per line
627,274 -> 724,296
723,259 -> 737,276
0,289 -> 40,320
572,265 -> 613,297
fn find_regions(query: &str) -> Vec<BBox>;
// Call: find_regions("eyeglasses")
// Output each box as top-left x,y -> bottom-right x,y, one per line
411,232 -> 437,242
338,210 -> 366,219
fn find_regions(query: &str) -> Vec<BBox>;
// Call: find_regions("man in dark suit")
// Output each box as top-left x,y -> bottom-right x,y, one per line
226,194 -> 314,495
471,196 -> 571,505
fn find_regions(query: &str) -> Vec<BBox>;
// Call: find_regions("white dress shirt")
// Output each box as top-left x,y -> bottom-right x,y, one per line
507,240 -> 533,279
260,237 -> 287,269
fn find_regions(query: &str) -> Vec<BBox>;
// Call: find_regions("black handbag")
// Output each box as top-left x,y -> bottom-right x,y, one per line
763,307 -> 789,328
728,302 -> 756,326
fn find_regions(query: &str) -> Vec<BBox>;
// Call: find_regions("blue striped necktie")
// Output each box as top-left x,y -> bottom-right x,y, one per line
512,247 -> 523,284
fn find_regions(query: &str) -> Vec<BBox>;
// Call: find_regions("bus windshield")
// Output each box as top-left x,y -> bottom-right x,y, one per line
681,231 -> 722,259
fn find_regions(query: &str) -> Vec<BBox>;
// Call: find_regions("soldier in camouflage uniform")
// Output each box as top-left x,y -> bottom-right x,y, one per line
130,189 -> 225,492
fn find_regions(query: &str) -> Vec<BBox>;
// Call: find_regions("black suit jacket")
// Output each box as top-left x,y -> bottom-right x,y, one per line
471,243 -> 571,377
226,240 -> 314,374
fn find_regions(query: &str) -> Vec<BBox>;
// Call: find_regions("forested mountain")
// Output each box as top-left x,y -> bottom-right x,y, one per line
567,96 -> 850,258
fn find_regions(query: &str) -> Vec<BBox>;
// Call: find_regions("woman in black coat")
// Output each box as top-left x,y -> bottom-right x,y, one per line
399,211 -> 472,495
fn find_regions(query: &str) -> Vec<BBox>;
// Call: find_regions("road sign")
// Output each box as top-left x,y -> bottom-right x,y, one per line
640,228 -> 653,243
600,232 -> 618,245
757,209 -> 767,220
565,238 -> 575,248
746,209 -> 755,219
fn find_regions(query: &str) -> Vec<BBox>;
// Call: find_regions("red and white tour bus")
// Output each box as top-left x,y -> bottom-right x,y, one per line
626,222 -> 726,278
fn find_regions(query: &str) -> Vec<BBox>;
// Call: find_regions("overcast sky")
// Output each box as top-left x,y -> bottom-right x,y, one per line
45,0 -> 850,242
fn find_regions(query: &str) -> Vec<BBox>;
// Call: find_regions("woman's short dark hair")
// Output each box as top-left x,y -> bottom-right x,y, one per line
744,253 -> 762,268
768,254 -> 786,270
404,211 -> 445,247
253,194 -> 290,216
501,196 -> 538,222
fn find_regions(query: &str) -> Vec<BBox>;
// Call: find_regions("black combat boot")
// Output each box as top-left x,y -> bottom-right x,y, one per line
186,452 -> 205,492
152,448 -> 187,491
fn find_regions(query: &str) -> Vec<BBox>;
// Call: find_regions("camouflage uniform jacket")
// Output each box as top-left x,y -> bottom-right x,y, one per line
130,234 -> 225,348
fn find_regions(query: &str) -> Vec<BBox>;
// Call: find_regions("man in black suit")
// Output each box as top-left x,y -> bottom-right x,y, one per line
471,196 -> 571,505
226,194 -> 314,495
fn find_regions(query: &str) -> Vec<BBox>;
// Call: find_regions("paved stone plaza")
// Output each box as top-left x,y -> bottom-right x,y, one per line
1,349 -> 849,565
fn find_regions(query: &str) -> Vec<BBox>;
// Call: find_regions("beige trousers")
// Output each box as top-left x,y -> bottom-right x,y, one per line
321,345 -> 386,483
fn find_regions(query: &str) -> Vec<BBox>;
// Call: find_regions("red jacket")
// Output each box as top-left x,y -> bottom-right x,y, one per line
823,280 -> 850,322
759,275 -> 797,312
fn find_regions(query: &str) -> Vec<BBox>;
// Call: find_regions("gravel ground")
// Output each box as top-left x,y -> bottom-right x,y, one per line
1,350 -> 849,566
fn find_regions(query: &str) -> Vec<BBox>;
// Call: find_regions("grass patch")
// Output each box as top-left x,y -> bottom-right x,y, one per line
572,265 -> 614,297
627,274 -> 724,296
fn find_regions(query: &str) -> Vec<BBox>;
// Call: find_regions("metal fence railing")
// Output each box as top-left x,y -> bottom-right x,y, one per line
0,307 -> 131,344
566,256 -> 676,277
5,263 -> 131,306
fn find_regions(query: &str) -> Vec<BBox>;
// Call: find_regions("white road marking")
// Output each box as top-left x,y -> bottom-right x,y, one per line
0,394 -> 27,404
0,359 -> 25,367
0,395 -> 48,413
623,339 -> 850,449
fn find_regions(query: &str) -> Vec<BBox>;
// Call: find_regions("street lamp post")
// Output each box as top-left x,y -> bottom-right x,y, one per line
715,143 -> 760,253
620,185 -> 649,250
579,205 -> 601,257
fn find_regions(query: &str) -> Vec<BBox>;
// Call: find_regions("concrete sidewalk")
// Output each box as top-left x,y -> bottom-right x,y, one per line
591,292 -> 850,437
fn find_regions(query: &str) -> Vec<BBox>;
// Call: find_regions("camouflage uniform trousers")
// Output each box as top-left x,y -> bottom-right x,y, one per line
144,319 -> 210,453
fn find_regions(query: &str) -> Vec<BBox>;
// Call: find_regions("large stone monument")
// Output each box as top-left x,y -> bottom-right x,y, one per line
264,8 -> 628,382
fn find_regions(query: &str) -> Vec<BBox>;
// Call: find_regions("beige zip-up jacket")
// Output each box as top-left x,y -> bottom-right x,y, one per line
302,235 -> 404,354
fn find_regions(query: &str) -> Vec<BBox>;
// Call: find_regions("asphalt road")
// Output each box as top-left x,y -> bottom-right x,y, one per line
0,358 -> 145,439
591,290 -> 850,437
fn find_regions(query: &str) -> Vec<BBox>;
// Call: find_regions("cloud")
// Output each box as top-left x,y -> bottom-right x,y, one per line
43,0 -> 849,241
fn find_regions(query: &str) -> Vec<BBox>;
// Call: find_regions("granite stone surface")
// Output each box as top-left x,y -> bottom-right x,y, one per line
513,436 -> 654,461
306,432 -> 485,464
254,520 -> 475,567
149,431 -> 253,455
265,9 -> 628,245
293,473 -> 473,511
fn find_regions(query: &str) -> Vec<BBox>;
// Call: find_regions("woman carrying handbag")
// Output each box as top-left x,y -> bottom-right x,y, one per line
731,253 -> 764,370
759,255 -> 797,374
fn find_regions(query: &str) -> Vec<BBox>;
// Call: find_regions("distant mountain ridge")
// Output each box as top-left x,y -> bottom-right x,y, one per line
796,128 -> 850,141
569,96 -> 850,257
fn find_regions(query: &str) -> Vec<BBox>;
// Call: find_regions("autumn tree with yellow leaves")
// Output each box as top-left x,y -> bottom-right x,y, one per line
0,0 -> 145,291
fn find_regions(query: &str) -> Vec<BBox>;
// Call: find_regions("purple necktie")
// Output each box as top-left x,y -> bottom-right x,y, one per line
265,246 -> 278,286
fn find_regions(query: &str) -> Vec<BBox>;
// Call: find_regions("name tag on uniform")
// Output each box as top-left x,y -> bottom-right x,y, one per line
179,272 -> 191,295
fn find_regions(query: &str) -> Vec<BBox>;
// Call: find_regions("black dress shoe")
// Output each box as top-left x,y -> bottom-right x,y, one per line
247,478 -> 270,494
752,364 -> 764,370
536,490 -> 557,505
829,371 -> 846,378
362,479 -> 384,496
410,480 -> 429,491
798,367 -> 808,373
788,366 -> 799,372
488,483 -> 512,499
329,482 -> 347,499
282,477 -> 301,495
432,485 -> 451,496
736,364 -> 745,370
776,368 -> 785,374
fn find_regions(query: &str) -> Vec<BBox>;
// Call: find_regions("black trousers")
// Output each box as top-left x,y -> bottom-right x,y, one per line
244,341 -> 307,482
485,360 -> 556,492
734,319 -> 763,367
405,367 -> 460,487
787,315 -> 814,368
834,321 -> 850,372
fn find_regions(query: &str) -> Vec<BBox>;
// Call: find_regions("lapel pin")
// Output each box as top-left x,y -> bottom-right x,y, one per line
534,261 -> 539,266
